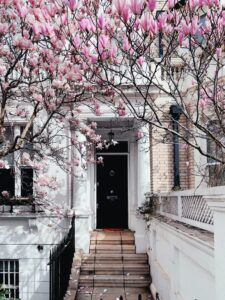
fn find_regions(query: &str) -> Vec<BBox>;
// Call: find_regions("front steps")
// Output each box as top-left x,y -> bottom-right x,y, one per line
76,230 -> 153,300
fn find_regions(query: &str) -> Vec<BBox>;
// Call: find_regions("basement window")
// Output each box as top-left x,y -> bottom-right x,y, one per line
0,260 -> 19,299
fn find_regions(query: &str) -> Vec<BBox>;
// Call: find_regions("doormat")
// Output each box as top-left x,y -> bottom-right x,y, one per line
103,228 -> 125,231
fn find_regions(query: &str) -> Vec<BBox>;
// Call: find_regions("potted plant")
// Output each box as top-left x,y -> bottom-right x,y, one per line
136,193 -> 159,228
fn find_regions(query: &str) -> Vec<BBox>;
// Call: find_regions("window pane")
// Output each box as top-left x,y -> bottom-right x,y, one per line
20,126 -> 33,159
4,261 -> 8,270
10,274 -> 14,285
10,261 -> 14,272
208,164 -> 225,187
15,261 -> 19,273
0,168 -> 15,197
156,11 -> 164,57
21,168 -> 33,197
15,288 -> 19,298
0,261 -> 3,272
1,127 -> 14,165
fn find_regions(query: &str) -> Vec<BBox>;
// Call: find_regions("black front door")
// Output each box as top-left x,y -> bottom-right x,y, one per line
96,155 -> 128,228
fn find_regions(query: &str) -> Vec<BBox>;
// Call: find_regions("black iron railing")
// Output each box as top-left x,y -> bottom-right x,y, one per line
49,216 -> 75,300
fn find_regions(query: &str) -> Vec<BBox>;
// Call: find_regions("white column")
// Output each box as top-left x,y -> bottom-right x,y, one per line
72,125 -> 92,253
137,125 -> 151,206
205,196 -> 225,300
135,125 -> 150,253
14,125 -> 21,196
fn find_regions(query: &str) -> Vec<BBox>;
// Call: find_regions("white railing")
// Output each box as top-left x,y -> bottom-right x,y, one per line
156,188 -> 221,232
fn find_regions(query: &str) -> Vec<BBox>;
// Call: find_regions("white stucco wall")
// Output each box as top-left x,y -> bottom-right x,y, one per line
147,219 -> 214,300
0,216 -> 71,300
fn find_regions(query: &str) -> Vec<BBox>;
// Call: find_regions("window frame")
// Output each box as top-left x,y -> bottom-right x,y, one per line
0,259 -> 19,299
206,121 -> 225,187
0,124 -> 34,197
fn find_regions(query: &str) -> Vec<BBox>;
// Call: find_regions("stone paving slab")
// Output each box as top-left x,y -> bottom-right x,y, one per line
93,288 -> 125,294
76,288 -> 153,300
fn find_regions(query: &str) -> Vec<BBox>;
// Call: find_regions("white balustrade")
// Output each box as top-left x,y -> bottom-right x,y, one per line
157,193 -> 214,232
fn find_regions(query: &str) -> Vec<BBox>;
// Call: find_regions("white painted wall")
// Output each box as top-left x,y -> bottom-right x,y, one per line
147,219 -> 215,300
0,216 -> 71,300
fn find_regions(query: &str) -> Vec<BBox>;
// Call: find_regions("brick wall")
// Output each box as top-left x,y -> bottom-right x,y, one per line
150,116 -> 195,193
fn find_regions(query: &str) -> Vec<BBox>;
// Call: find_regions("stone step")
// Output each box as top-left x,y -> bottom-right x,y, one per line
82,253 -> 148,264
81,264 -> 149,275
79,275 -> 150,288
90,232 -> 135,245
91,231 -> 135,238
90,239 -> 135,245
76,287 -> 153,300
89,245 -> 136,254
64,288 -> 76,300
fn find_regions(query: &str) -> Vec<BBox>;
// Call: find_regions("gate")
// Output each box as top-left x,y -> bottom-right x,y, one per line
49,216 -> 75,300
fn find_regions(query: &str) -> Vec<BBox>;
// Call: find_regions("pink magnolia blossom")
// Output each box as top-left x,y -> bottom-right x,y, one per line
90,122 -> 97,129
95,108 -> 102,116
73,35 -> 81,48
91,55 -> 98,63
16,4 -> 28,18
0,65 -> 6,76
121,6 -> 130,22
129,0 -> 143,14
147,0 -> 156,11
137,56 -> 144,66
2,191 -> 9,198
68,0 -> 77,10
157,13 -> 167,31
15,107 -> 27,117
114,0 -> 127,16
32,22 -> 41,35
140,14 -> 151,31
37,174 -> 58,190
97,156 -> 104,164
149,17 -> 158,35
137,131 -> 144,139
0,23 -> 9,34
79,18 -> 93,32
14,37 -> 32,50
32,93 -> 43,103
0,160 -> 9,169
123,37 -> 131,52
190,16 -> 199,35
96,142 -> 103,150
21,152 -> 32,165
98,15 -> 106,30
109,46 -> 118,60
216,47 -> 222,59
99,34 -> 109,50
168,0 -> 176,9
199,98 -> 207,109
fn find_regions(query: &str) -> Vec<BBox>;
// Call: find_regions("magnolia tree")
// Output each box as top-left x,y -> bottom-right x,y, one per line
0,0 -> 118,213
63,0 -> 225,183
0,0 -> 225,205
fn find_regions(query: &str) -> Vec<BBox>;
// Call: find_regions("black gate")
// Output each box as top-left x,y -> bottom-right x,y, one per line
49,216 -> 75,300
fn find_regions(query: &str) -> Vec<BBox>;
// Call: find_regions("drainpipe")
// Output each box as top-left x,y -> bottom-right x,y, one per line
170,105 -> 182,190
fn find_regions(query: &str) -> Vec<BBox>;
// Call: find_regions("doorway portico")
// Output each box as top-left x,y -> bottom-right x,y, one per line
73,117 -> 150,253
